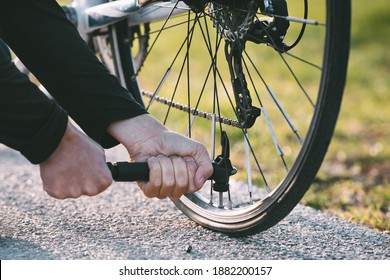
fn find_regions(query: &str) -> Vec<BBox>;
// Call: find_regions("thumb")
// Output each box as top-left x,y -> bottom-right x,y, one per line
194,157 -> 213,190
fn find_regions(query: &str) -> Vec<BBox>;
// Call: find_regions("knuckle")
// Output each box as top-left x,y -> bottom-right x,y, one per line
83,186 -> 100,197
44,185 -> 67,200
148,156 -> 159,167
143,191 -> 156,199
102,173 -> 114,186
143,184 -> 160,198
185,157 -> 197,171
157,193 -> 168,200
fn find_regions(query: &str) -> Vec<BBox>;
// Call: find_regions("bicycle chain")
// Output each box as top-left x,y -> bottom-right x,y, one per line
141,90 -> 242,128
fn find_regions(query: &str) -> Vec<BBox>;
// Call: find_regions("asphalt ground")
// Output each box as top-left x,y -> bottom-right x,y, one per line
1,144 -> 389,260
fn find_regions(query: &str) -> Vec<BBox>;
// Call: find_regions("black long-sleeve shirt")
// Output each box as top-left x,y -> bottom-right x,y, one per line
0,0 -> 147,164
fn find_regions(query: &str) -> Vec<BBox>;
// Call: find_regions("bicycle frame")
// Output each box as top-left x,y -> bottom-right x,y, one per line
69,0 -> 189,39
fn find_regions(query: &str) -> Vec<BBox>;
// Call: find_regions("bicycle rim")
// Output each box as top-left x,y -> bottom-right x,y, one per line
94,0 -> 350,236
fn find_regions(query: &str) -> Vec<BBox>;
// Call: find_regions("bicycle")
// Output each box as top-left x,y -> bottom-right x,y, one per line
21,0 -> 351,236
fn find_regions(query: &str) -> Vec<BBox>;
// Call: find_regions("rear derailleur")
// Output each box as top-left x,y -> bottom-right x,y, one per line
183,0 -> 290,51
226,42 -> 261,129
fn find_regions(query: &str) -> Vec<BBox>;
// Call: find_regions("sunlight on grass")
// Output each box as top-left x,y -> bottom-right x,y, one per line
301,0 -> 390,233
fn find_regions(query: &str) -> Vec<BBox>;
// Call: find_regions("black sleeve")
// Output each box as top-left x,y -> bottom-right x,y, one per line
0,0 -> 147,153
0,39 -> 68,164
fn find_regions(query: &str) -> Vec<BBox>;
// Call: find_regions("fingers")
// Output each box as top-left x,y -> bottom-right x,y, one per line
192,144 -> 214,191
170,156 -> 189,200
145,156 -> 177,199
39,121 -> 113,200
184,157 -> 198,193
42,162 -> 113,199
139,155 -> 200,200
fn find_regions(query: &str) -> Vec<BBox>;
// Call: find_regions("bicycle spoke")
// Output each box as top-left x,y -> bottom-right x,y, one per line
266,85 -> 304,145
252,11 -> 323,26
242,51 -> 304,145
233,50 -> 292,174
284,51 -> 322,71
134,0 -> 181,76
150,13 -> 199,123
244,132 -> 254,203
250,18 -> 316,107
261,106 -> 289,173
278,51 -> 315,108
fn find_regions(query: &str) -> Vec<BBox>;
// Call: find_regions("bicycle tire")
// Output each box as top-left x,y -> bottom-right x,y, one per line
94,0 -> 350,236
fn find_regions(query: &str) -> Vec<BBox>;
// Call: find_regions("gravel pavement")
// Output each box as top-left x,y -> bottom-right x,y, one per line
1,144 -> 389,260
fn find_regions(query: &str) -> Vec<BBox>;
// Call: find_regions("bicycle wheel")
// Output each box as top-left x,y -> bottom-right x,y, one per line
94,0 -> 350,236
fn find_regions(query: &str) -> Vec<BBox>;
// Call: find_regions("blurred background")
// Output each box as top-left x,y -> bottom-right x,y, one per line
55,0 -> 389,232
301,0 -> 390,233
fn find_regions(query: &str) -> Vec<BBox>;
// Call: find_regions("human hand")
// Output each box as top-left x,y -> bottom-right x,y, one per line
39,121 -> 113,199
107,114 -> 213,200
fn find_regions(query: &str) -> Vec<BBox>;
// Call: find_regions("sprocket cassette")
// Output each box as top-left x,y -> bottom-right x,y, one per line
208,0 -> 259,42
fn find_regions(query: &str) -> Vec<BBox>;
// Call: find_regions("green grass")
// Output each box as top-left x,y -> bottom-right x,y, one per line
301,0 -> 390,233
